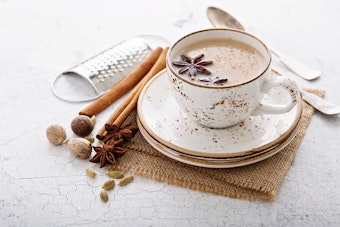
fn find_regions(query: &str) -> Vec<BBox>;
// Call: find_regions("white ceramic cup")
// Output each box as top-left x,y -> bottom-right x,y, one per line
166,28 -> 300,128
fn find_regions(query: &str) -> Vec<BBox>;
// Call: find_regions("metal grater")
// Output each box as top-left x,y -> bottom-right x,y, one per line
52,35 -> 169,102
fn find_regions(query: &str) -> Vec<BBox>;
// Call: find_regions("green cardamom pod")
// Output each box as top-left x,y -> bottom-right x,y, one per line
86,168 -> 96,178
84,137 -> 95,143
119,176 -> 134,186
100,190 -> 108,203
102,180 -> 115,190
107,171 -> 124,179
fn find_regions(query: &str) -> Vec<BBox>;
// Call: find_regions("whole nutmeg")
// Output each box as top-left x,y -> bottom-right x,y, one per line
46,124 -> 67,145
65,138 -> 92,159
71,115 -> 96,137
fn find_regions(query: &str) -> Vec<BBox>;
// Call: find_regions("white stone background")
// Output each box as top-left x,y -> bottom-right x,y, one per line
0,0 -> 339,226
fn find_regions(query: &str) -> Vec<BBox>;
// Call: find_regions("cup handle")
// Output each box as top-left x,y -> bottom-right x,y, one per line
254,76 -> 300,115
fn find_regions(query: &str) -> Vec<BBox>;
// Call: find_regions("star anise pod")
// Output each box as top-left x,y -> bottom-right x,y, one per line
199,76 -> 228,86
99,124 -> 139,144
89,139 -> 127,168
172,54 -> 213,79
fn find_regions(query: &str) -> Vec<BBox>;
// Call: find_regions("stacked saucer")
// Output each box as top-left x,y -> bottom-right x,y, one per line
137,69 -> 302,168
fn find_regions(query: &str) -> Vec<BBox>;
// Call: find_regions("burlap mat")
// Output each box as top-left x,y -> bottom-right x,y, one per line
109,89 -> 325,201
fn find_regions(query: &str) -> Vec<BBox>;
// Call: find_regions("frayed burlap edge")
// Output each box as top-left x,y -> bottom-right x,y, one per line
109,89 -> 325,201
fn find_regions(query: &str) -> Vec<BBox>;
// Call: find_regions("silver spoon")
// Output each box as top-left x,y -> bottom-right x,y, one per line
207,6 -> 321,81
299,90 -> 340,115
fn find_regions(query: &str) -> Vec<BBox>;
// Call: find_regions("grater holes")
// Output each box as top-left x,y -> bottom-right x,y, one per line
67,38 -> 152,93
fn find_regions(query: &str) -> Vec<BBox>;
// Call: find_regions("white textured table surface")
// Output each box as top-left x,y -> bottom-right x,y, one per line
1,0 -> 340,226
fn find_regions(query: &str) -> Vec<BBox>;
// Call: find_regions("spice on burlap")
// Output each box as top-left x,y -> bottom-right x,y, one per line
109,89 -> 325,201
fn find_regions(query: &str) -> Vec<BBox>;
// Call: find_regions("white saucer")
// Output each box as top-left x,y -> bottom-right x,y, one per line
137,116 -> 300,168
137,69 -> 302,158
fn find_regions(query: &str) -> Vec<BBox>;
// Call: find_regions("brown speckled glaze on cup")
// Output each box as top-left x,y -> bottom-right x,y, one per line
166,28 -> 300,128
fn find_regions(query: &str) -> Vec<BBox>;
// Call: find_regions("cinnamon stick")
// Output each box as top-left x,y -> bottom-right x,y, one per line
96,47 -> 169,139
95,84 -> 140,137
79,47 -> 164,117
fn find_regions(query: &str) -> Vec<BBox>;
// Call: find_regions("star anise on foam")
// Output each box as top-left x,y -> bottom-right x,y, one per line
98,124 -> 139,144
172,54 -> 213,79
199,76 -> 228,86
89,139 -> 126,168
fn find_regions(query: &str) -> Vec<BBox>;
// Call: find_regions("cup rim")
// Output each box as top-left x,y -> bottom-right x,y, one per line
166,28 -> 271,89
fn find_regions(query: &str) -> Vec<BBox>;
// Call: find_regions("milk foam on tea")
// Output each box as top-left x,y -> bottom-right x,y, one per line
175,38 -> 266,86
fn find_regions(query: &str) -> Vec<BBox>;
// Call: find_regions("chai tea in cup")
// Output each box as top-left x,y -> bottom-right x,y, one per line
173,38 -> 266,87
166,28 -> 300,128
